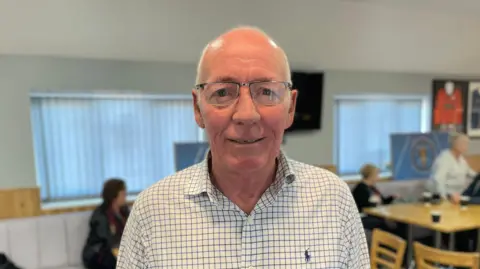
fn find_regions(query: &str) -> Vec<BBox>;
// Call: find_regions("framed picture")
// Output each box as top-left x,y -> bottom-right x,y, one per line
431,80 -> 469,133
467,82 -> 480,137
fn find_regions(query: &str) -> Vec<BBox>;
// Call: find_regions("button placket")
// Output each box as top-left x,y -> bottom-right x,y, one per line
241,213 -> 256,269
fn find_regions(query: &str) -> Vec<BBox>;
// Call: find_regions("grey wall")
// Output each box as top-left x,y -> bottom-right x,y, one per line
1,55 -> 479,189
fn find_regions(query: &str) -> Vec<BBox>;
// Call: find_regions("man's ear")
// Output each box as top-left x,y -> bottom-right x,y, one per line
192,89 -> 205,128
285,90 -> 298,129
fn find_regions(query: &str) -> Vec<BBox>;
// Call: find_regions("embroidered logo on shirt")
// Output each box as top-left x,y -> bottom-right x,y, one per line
304,248 -> 311,263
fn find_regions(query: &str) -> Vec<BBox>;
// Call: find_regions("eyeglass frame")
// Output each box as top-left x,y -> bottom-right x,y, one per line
194,80 -> 293,106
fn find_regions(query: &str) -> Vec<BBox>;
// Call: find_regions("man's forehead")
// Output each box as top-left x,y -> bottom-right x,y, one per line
196,27 -> 291,84
207,39 -> 280,57
203,55 -> 286,83
208,46 -> 281,63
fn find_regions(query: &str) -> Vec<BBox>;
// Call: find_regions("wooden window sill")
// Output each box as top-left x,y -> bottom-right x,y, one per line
41,194 -> 137,215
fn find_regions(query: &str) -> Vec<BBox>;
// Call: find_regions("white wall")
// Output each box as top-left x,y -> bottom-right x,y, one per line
1,55 -> 480,189
1,0 -> 480,75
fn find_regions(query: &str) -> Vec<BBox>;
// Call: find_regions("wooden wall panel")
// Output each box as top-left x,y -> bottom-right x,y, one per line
466,154 -> 480,172
0,187 -> 41,219
316,164 -> 337,174
41,200 -> 135,216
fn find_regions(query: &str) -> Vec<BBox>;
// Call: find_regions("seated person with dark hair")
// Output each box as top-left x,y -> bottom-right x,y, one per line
352,164 -> 401,235
453,174 -> 480,251
82,178 -> 130,269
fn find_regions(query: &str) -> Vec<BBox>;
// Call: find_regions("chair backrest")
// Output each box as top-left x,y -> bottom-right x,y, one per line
414,241 -> 480,269
370,229 -> 406,269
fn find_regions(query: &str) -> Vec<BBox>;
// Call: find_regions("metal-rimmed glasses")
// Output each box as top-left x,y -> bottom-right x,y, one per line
195,81 -> 292,106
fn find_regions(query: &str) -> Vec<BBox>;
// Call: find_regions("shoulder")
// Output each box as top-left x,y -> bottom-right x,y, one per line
288,159 -> 353,200
352,182 -> 367,193
438,149 -> 451,158
288,160 -> 359,223
90,205 -> 107,223
434,150 -> 451,163
132,163 -> 202,211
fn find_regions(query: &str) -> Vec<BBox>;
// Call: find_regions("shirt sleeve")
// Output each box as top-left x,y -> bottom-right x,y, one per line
431,154 -> 450,197
343,189 -> 371,268
116,201 -> 147,269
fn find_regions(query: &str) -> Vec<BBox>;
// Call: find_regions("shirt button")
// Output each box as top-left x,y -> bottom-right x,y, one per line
247,215 -> 254,224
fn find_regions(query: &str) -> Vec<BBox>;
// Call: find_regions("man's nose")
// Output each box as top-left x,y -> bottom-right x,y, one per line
232,87 -> 261,125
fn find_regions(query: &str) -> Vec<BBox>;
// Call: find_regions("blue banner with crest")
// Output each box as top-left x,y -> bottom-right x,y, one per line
390,132 -> 449,180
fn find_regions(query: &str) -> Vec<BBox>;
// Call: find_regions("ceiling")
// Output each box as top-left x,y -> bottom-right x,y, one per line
1,0 -> 480,75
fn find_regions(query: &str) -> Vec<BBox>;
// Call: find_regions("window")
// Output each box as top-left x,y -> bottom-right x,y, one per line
334,95 -> 429,176
30,92 -> 204,202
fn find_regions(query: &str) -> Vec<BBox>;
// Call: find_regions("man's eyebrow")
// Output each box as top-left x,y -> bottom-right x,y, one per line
210,76 -> 238,83
210,76 -> 276,83
251,77 -> 276,82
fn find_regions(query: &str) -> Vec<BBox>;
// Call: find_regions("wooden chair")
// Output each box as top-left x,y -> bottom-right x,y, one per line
370,229 -> 406,269
414,241 -> 480,269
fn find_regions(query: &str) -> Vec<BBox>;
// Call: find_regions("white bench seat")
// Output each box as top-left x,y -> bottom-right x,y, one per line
0,211 -> 91,269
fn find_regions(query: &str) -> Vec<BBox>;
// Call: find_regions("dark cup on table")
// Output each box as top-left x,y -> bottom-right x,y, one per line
431,210 -> 441,223
460,196 -> 470,210
431,193 -> 441,204
422,192 -> 432,206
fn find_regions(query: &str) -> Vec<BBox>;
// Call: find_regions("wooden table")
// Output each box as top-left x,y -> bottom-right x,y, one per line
364,202 -> 480,265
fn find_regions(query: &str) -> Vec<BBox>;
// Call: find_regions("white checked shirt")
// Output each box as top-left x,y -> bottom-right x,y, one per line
117,151 -> 370,268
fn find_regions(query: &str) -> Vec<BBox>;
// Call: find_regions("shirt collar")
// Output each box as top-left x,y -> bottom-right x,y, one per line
185,149 -> 296,199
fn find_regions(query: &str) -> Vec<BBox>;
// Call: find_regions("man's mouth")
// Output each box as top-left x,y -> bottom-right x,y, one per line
228,138 -> 265,144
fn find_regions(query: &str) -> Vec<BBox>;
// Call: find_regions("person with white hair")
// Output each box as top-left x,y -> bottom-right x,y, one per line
116,26 -> 369,268
429,132 -> 477,199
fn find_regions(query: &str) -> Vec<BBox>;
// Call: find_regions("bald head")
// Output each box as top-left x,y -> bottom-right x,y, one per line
195,26 -> 291,85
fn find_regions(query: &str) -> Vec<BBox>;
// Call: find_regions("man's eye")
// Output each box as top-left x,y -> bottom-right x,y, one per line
216,89 -> 228,97
262,89 -> 273,95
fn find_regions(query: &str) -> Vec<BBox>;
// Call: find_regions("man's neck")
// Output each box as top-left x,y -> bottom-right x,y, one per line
210,158 -> 277,214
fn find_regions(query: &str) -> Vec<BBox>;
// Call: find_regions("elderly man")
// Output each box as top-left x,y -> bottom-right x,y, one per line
117,26 -> 370,268
429,132 -> 476,199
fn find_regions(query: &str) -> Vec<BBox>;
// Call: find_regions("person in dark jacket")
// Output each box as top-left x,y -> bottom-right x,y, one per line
0,253 -> 22,269
82,178 -> 130,269
454,174 -> 480,251
352,164 -> 396,212
352,164 -> 401,235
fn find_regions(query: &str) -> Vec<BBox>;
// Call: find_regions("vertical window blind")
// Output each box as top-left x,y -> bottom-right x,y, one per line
335,97 -> 426,176
30,93 -> 204,201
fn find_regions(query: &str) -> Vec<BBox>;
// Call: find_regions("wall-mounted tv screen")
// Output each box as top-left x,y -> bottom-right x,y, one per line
286,71 -> 324,132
